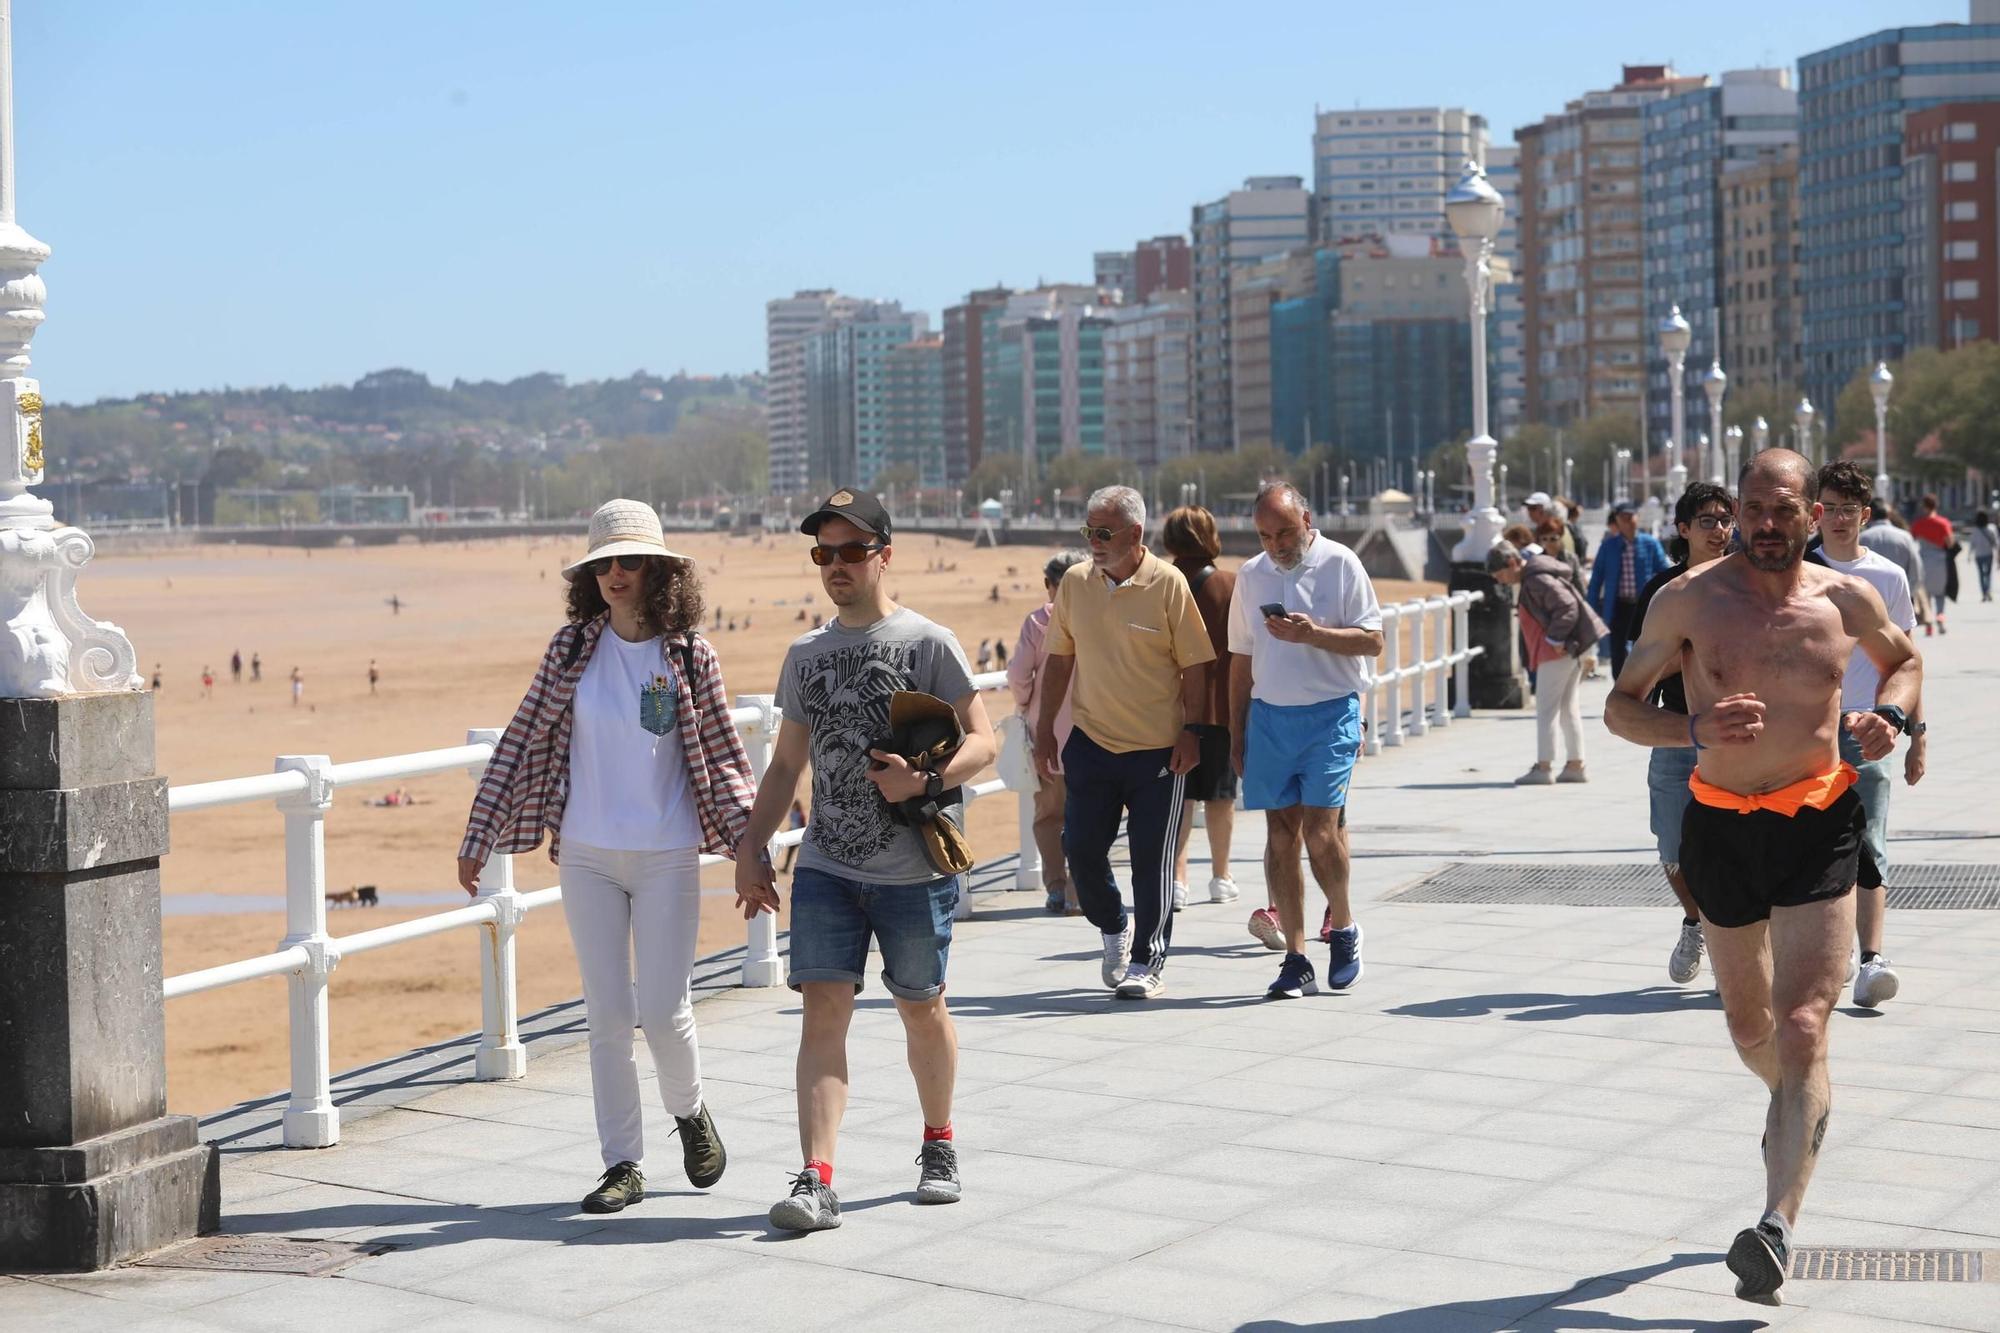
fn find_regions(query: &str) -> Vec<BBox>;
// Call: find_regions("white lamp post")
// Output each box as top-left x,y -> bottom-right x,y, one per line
1794,397 -> 1816,465
1753,415 -> 1769,453
1701,358 -> 1727,483
1497,462 -> 1508,511
1562,456 -> 1574,501
1659,305 -> 1691,503
1869,362 -> 1893,503
1724,425 -> 1744,482
1445,159 -> 1505,561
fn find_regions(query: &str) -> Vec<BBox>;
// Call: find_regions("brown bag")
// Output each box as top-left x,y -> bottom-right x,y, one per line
869,691 -> 975,876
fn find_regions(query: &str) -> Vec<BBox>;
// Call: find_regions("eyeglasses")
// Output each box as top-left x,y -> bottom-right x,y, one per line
1690,514 -> 1732,531
1826,503 -> 1869,521
585,554 -> 648,577
809,541 -> 886,566
1078,525 -> 1120,543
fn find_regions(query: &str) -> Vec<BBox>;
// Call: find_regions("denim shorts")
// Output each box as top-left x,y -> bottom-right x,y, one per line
787,865 -> 959,1000
1839,731 -> 1891,887
1648,744 -> 1699,865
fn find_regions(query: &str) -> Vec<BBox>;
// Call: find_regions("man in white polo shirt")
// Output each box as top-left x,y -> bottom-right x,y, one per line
1229,482 -> 1384,999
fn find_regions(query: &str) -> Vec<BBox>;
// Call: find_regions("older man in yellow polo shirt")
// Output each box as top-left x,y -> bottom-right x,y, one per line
1033,485 -> 1214,1000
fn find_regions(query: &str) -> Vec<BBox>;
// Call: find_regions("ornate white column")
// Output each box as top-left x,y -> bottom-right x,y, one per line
0,1 -> 138,698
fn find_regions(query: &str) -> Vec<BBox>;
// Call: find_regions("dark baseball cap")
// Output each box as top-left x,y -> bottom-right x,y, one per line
1609,499 -> 1639,517
800,486 -> 892,540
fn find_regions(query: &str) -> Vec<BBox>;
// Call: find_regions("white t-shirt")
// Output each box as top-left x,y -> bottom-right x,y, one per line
560,631 -> 702,852
1228,530 -> 1383,705
1820,547 -> 1915,711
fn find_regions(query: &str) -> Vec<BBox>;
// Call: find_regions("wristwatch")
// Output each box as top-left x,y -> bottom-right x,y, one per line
1870,704 -> 1909,735
1905,718 -> 1928,739
922,770 -> 945,801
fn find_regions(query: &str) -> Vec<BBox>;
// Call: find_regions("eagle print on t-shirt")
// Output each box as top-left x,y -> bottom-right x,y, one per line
789,639 -> 927,868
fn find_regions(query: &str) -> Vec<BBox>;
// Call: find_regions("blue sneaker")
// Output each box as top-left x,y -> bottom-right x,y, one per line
1267,952 -> 1318,999
1326,923 -> 1363,990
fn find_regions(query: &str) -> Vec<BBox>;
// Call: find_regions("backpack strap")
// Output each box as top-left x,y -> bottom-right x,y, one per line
560,624 -> 587,670
1188,563 -> 1217,595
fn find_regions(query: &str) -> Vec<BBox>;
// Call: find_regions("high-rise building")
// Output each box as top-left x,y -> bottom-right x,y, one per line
802,303 -> 929,490
1325,237 -> 1474,476
1191,177 -> 1315,452
880,334 -> 947,491
1487,144 -> 1526,439
766,290 -> 867,495
1313,106 -> 1489,243
1799,4 -> 2000,419
1269,250 -> 1342,455
1903,103 -> 2000,351
1094,251 -> 1136,303
942,287 -> 1012,487
1104,291 -> 1195,470
1642,69 -> 1797,446
1518,65 -> 1703,429
1229,250 -> 1322,451
1134,236 -> 1192,302
981,287 -> 1112,483
1721,154 -> 1802,397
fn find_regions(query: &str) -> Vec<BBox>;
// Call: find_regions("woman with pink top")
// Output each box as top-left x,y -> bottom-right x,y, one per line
1007,550 -> 1087,914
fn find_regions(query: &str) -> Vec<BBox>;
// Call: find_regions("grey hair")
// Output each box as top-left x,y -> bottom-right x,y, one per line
1087,485 -> 1146,532
1485,540 -> 1522,573
1044,549 -> 1087,585
1254,480 -> 1309,517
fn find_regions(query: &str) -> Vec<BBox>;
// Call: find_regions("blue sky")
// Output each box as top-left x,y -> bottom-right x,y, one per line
17,0 -> 1921,404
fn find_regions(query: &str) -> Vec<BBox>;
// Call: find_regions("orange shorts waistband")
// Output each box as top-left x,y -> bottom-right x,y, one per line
1687,763 -> 1858,817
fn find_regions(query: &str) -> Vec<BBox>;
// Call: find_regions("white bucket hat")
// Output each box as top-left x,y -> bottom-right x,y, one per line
561,499 -> 688,579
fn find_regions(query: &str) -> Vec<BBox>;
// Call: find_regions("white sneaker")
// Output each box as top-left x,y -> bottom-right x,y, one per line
1854,957 -> 1901,1009
1208,876 -> 1239,904
1100,923 -> 1132,990
1515,766 -> 1555,786
1845,947 -> 1858,983
1668,920 -> 1705,985
1171,881 -> 1189,912
1114,961 -> 1165,1001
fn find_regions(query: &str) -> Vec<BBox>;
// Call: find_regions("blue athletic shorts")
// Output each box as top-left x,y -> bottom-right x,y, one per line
1243,694 -> 1361,811
787,865 -> 958,1000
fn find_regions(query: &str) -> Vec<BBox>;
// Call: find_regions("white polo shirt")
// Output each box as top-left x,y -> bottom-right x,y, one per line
1228,530 -> 1382,705
1819,547 -> 1915,710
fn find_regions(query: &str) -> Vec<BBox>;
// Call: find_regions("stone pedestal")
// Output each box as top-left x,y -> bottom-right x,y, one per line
1448,564 -> 1524,711
0,692 -> 218,1272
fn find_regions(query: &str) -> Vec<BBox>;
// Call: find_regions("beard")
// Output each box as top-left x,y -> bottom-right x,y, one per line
1743,530 -> 1804,572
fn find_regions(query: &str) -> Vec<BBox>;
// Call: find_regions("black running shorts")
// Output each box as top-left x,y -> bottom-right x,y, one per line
1184,723 -> 1238,803
1678,788 -> 1863,929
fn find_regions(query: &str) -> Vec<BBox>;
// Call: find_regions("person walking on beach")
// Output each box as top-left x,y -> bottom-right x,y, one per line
733,487 -> 996,1233
1034,485 -> 1214,1001
1623,481 -> 1737,984
1007,549 -> 1087,916
1230,482 -> 1382,998
201,666 -> 214,699
230,650 -> 242,685
1586,499 -> 1669,679
1161,505 -> 1241,912
457,499 -> 756,1216
1606,450 -> 1920,1305
251,652 -> 261,682
1489,539 -> 1606,786
367,660 -> 380,695
289,668 -> 302,706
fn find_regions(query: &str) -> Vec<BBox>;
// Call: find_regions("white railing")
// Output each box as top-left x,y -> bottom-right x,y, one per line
162,600 -> 1488,1150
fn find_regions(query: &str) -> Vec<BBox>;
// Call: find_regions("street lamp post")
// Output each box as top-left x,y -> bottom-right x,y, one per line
1445,160 -> 1506,560
1753,416 -> 1769,453
1701,358 -> 1727,483
1869,362 -> 1894,504
1562,456 -> 1574,503
1660,305 -> 1691,502
1724,425 -> 1744,482
1794,398 -> 1816,465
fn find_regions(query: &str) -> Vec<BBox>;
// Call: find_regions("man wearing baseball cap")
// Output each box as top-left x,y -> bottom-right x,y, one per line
1585,499 -> 1670,679
735,487 -> 996,1234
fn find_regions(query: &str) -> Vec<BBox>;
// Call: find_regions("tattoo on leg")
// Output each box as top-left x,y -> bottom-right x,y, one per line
1811,1111 -> 1828,1157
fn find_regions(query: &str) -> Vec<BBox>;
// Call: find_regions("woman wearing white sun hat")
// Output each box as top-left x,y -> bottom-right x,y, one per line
457,499 -> 759,1215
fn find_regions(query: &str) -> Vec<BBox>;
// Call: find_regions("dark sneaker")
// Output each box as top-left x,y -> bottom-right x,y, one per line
1267,952 -> 1319,1000
674,1103 -> 726,1189
581,1160 -> 645,1214
915,1140 -> 961,1204
1726,1222 -> 1788,1306
769,1169 -> 841,1232
1326,923 -> 1363,990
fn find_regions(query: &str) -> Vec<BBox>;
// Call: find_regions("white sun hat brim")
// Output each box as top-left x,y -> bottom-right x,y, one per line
560,538 -> 691,579
561,499 -> 692,578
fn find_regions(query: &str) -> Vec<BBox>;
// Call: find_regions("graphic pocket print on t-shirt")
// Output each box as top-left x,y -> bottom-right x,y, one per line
639,672 -> 679,736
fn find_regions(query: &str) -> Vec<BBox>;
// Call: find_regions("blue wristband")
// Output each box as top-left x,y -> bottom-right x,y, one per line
1688,712 -> 1707,751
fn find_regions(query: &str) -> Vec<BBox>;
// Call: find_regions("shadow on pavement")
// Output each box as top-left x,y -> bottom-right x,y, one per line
1384,987 -> 1722,1022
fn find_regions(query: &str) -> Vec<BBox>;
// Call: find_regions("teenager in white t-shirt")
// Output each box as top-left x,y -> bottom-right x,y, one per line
1813,462 -> 1926,1009
458,500 -> 759,1215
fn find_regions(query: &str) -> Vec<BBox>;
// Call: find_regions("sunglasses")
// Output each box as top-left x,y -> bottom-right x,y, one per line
1078,524 -> 1121,543
585,554 -> 648,577
809,541 -> 886,567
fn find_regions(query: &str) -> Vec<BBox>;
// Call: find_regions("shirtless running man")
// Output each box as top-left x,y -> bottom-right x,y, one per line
1605,450 -> 1920,1306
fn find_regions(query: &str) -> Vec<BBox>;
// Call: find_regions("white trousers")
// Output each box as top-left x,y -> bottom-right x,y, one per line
559,841 -> 704,1169
1535,653 -> 1587,767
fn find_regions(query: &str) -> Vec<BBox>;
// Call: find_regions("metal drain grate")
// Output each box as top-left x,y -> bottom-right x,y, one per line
1387,863 -> 2000,908
1790,1247 -> 1986,1282
136,1235 -> 393,1277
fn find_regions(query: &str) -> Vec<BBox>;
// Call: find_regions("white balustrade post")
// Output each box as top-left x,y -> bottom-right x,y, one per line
1452,593 -> 1474,718
1406,599 -> 1430,738
1427,598 -> 1451,729
466,728 -> 525,1080
274,754 -> 339,1147
1382,606 -> 1405,747
737,695 -> 784,987
1361,677 -> 1381,757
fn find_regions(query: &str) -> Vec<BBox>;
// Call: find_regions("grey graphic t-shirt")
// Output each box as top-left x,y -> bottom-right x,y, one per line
776,607 -> 977,884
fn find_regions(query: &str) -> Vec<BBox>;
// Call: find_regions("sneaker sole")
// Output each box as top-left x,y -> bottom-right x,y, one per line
1854,972 -> 1900,1008
916,1183 -> 962,1205
581,1191 -> 638,1214
1668,954 -> 1702,985
769,1201 -> 841,1232
1114,984 -> 1163,1001
1726,1227 -> 1785,1306
685,1152 -> 725,1190
1266,977 -> 1319,1000
1248,917 -> 1284,951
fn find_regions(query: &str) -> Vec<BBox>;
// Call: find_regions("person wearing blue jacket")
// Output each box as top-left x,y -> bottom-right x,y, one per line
1586,499 -> 1671,679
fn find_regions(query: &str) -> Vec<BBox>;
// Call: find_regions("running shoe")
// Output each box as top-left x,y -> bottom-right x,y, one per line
1248,907 -> 1284,951
673,1103 -> 726,1188
1845,947 -> 1858,983
1171,881 -> 1189,912
914,1141 -> 961,1204
1267,952 -> 1318,1000
1044,888 -> 1067,915
769,1169 -> 841,1232
1326,923 -> 1363,991
1726,1221 -> 1788,1306
1317,905 -> 1335,944
581,1161 -> 645,1214
1667,920 -> 1705,986
1100,922 -> 1133,989
1114,960 -> 1165,1001
1208,875 -> 1240,904
1853,956 -> 1901,1009
1557,762 -> 1588,784
1514,766 -> 1555,785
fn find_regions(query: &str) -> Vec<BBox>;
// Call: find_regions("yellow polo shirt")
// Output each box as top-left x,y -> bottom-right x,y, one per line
1044,547 -> 1215,753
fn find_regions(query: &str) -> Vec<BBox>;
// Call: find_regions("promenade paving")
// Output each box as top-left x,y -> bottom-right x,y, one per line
9,599 -> 2000,1331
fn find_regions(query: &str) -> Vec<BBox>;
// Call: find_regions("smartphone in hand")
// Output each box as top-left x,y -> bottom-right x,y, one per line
1260,603 -> 1287,619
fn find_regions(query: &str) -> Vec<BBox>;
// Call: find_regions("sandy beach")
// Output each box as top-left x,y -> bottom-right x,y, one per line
85,530 -> 1434,1115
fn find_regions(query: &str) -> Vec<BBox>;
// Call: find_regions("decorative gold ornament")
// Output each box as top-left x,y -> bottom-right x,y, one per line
18,391 -> 42,474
